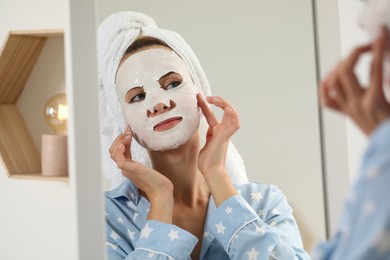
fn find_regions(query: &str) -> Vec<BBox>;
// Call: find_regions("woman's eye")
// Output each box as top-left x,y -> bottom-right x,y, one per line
166,80 -> 181,90
129,93 -> 146,103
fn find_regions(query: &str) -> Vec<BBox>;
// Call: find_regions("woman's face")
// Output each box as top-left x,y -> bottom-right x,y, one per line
115,46 -> 200,151
359,0 -> 390,39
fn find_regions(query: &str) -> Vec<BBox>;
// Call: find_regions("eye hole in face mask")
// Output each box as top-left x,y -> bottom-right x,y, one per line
126,86 -> 146,103
159,71 -> 183,90
124,72 -> 183,104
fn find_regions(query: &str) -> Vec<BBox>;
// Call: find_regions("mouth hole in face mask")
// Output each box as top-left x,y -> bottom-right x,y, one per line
153,116 -> 183,132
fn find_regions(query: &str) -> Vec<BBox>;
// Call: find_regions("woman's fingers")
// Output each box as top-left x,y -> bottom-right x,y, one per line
197,94 -> 219,127
321,44 -> 371,112
112,143 -> 127,169
123,128 -> 132,160
339,44 -> 371,99
320,79 -> 342,111
327,66 -> 347,105
212,97 -> 240,129
109,125 -> 133,168
109,133 -> 127,155
369,26 -> 387,99
208,96 -> 237,114
207,96 -> 240,136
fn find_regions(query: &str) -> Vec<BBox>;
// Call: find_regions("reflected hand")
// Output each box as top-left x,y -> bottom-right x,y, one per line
109,127 -> 173,222
320,26 -> 390,135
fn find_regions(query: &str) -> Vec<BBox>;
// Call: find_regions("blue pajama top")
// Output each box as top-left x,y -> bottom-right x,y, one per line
313,119 -> 390,259
105,180 -> 309,259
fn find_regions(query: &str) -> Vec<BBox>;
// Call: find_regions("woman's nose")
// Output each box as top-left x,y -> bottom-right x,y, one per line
147,100 -> 176,117
153,103 -> 168,114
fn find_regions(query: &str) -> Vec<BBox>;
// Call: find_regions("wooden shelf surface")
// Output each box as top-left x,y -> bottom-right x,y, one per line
9,173 -> 68,182
0,29 -> 66,180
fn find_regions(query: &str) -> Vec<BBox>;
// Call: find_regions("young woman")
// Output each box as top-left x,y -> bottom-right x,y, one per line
98,11 -> 309,260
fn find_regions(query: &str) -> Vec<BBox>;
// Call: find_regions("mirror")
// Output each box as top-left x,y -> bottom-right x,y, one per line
95,0 -> 326,252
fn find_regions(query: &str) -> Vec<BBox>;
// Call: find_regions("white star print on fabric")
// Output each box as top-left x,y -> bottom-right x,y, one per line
126,201 -> 137,210
225,207 -> 233,215
216,221 -> 226,234
140,223 -> 154,239
203,231 -> 209,238
375,230 -> 390,254
258,209 -> 266,217
168,229 -> 179,241
117,217 -> 124,223
147,252 -> 155,258
133,213 -> 139,221
255,225 -> 266,235
267,245 -> 274,253
271,208 -> 280,215
130,192 -> 135,199
110,230 -> 120,241
106,241 -> 118,250
127,229 -> 135,240
250,192 -> 263,202
246,247 -> 260,260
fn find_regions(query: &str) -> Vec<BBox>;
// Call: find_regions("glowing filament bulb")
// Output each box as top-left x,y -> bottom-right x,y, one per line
44,93 -> 68,135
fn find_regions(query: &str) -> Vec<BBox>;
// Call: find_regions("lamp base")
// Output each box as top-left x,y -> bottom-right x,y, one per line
41,134 -> 68,177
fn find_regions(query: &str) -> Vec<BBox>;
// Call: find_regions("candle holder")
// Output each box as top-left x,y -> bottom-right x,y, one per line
41,93 -> 68,177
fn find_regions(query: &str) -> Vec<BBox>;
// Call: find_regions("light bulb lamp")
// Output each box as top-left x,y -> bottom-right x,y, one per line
41,93 -> 68,177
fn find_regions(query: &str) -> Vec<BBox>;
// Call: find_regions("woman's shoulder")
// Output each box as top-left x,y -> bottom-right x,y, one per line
234,182 -> 288,212
235,181 -> 285,198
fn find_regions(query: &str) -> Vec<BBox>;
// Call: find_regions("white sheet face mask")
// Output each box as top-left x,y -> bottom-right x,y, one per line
359,0 -> 390,100
359,0 -> 390,39
116,48 -> 200,151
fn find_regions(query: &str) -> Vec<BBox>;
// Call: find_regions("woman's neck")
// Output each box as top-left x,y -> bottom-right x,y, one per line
148,133 -> 209,206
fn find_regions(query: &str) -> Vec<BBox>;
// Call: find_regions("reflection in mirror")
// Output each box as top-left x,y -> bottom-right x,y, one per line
96,0 -> 326,257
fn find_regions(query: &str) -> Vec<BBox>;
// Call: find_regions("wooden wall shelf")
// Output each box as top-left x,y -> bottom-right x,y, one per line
0,29 -> 67,181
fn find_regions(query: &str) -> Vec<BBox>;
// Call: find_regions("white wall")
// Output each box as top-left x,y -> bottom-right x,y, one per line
338,0 -> 370,182
0,0 -> 77,259
96,0 -> 326,251
315,0 -> 350,236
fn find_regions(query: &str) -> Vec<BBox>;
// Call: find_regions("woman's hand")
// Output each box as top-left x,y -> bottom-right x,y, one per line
320,26 -> 390,135
197,94 -> 239,206
197,94 -> 240,175
109,127 -> 174,223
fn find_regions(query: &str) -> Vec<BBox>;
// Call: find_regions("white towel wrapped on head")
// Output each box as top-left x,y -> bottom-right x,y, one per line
98,11 -> 248,189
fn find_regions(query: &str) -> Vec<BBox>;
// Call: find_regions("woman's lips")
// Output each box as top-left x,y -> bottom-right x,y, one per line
153,117 -> 183,132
